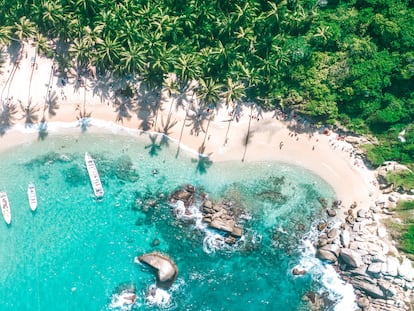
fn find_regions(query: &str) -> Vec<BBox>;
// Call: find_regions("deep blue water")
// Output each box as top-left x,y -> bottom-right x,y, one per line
0,128 -> 341,311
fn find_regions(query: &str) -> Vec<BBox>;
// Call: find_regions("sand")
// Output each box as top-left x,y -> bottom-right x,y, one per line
0,42 -> 380,211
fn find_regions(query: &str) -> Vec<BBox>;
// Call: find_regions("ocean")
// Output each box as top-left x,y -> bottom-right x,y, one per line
0,122 -> 355,310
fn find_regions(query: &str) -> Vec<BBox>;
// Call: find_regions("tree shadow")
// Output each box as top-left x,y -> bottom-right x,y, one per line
136,83 -> 162,131
45,90 -> 60,118
76,101 -> 92,132
20,99 -> 40,127
186,105 -> 208,137
112,84 -> 137,124
192,144 -> 213,174
0,100 -> 19,136
159,115 -> 178,148
89,72 -> 112,103
144,133 -> 161,157
6,41 -> 22,65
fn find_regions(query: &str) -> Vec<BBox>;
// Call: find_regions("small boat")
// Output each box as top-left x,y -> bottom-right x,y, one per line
85,152 -> 104,198
0,192 -> 11,224
28,183 -> 37,211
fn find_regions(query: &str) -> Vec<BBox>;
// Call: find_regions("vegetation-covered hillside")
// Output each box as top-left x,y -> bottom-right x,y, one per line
0,0 -> 413,165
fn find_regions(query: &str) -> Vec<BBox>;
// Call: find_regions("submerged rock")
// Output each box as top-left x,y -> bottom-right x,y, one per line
138,252 -> 178,289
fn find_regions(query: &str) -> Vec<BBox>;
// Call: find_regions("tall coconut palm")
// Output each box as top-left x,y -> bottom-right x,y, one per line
196,78 -> 223,148
222,78 -> 245,145
14,16 -> 37,43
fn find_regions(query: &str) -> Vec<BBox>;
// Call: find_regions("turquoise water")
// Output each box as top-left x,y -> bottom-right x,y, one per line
0,127 -> 338,310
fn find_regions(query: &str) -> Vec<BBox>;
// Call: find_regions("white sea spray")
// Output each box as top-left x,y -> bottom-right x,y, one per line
297,233 -> 357,311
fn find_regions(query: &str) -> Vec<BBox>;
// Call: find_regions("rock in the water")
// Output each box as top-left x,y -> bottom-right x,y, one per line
138,252 -> 178,288
292,267 -> 307,275
316,249 -> 338,263
210,219 -> 235,233
340,248 -> 363,268
231,226 -> 243,237
320,244 -> 340,257
327,208 -> 336,217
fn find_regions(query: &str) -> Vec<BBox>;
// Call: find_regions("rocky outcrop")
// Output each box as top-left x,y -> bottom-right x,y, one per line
313,197 -> 414,311
138,252 -> 178,289
169,185 -> 244,244
201,200 -> 243,237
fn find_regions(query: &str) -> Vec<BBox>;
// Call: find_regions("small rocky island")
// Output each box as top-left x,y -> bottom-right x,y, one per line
169,184 -> 244,245
138,252 -> 178,289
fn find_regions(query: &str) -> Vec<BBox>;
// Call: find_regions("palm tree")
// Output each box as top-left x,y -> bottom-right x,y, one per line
222,78 -> 245,145
14,16 -> 37,43
0,26 -> 12,46
196,78 -> 223,148
13,16 -> 37,57
118,43 -> 146,75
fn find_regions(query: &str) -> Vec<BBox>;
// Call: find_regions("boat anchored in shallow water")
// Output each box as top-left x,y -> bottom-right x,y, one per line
0,192 -> 11,224
27,183 -> 37,211
85,152 -> 104,198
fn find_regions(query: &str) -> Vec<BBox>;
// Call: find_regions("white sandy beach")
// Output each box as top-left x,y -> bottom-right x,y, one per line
0,43 -> 379,211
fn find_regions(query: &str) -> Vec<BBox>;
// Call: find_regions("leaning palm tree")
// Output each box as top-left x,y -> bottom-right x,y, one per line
221,77 -> 245,145
196,78 -> 223,148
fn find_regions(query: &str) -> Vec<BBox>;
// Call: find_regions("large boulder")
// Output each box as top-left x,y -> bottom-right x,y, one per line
351,280 -> 386,299
316,249 -> 338,263
339,248 -> 363,268
138,252 -> 178,288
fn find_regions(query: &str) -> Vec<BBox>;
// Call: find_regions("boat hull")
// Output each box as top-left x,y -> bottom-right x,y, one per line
0,192 -> 11,224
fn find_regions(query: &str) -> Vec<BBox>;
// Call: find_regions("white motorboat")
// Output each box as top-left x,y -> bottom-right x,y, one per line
0,192 -> 11,224
28,183 -> 37,211
85,152 -> 104,198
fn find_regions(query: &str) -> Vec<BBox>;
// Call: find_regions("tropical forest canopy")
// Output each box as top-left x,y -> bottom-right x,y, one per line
0,0 -> 413,165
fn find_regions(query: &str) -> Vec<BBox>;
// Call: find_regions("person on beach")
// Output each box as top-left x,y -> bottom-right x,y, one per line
279,141 -> 284,150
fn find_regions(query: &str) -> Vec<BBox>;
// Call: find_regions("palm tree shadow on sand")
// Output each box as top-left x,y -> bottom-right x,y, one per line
145,133 -> 161,157
136,84 -> 162,131
21,99 -> 40,127
0,101 -> 19,136
159,115 -> 178,148
192,144 -> 213,174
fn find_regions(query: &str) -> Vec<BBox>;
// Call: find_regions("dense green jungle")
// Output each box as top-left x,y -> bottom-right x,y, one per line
0,0 -> 413,166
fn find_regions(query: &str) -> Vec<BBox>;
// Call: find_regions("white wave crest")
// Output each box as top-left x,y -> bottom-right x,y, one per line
297,239 -> 356,311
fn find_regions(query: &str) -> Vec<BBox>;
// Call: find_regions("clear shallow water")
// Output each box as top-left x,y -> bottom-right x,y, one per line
0,127 -> 342,310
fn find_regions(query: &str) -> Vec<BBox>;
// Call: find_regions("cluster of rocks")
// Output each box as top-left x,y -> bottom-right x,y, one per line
314,200 -> 414,310
169,184 -> 244,244
201,200 -> 243,239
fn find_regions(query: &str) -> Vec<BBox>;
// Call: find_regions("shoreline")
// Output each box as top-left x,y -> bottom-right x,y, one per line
2,44 -> 413,310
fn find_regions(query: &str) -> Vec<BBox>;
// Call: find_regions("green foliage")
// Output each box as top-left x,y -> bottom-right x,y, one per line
0,0 -> 412,163
400,226 -> 414,255
387,170 -> 414,190
397,200 -> 414,211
